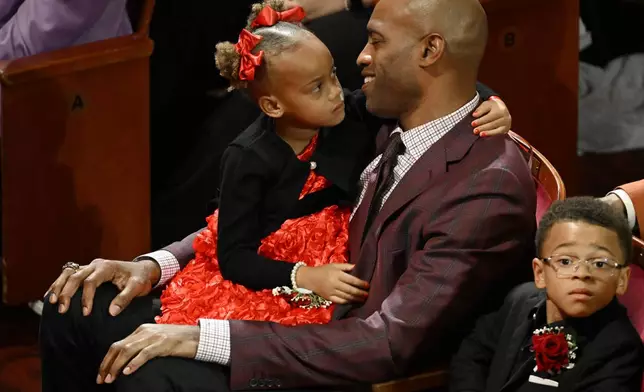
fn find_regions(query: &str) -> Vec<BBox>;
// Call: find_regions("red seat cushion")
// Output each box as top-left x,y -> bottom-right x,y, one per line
619,265 -> 644,340
535,180 -> 553,224
618,265 -> 644,391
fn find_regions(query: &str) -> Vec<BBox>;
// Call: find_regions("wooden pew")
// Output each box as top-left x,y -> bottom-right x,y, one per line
0,0 -> 155,304
479,0 -> 579,193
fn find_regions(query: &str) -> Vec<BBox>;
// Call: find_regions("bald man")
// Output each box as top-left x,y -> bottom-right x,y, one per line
39,0 -> 535,390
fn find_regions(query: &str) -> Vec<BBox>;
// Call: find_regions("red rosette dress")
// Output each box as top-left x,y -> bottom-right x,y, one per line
155,135 -> 350,326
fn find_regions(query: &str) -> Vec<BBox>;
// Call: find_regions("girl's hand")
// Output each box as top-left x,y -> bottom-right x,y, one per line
296,264 -> 369,304
471,96 -> 511,137
284,0 -> 379,21
283,0 -> 345,21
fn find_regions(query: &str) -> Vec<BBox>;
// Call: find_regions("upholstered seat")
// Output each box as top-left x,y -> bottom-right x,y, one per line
617,236 -> 644,391
620,237 -> 644,340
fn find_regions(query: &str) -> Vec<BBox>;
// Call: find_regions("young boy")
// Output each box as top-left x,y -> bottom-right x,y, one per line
450,197 -> 644,392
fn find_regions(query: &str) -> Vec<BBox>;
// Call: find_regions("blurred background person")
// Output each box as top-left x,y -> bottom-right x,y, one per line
0,0 -> 131,60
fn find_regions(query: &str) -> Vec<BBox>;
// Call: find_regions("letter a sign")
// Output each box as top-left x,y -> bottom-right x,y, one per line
71,95 -> 84,111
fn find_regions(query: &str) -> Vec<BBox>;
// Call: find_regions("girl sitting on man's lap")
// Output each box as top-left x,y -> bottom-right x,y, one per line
156,0 -> 512,327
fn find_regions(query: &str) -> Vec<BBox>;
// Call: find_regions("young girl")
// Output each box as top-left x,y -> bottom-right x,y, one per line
155,0 -> 512,327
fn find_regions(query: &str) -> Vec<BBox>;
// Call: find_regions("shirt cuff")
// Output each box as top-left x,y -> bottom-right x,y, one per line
195,319 -> 231,366
133,250 -> 180,288
609,189 -> 637,230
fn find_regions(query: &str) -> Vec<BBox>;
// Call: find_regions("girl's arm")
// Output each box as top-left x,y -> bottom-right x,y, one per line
343,83 -> 511,137
472,83 -> 512,137
216,146 -> 295,290
343,88 -> 392,134
216,145 -> 369,302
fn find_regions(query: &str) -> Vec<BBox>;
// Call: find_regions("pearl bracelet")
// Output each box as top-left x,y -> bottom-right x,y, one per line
291,261 -> 306,290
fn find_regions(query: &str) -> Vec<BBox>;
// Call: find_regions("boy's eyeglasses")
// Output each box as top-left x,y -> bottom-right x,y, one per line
540,255 -> 625,278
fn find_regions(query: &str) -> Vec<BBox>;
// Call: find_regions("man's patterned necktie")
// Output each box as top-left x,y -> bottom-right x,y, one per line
361,131 -> 406,243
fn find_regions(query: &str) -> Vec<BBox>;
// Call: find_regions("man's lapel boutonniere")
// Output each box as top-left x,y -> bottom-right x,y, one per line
531,326 -> 578,375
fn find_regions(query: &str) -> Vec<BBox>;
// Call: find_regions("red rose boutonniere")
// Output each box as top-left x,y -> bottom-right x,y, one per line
531,326 -> 578,374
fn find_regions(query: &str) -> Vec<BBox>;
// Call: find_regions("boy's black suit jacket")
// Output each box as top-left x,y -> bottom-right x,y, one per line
450,282 -> 644,392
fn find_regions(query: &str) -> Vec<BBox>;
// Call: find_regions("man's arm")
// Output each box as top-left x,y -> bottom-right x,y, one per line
0,0 -> 122,59
134,230 -> 201,288
226,166 -> 535,389
601,180 -> 643,238
614,180 -> 644,238
215,146 -> 297,290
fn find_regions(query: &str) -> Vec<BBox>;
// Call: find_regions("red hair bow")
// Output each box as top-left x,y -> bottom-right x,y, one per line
234,29 -> 264,81
250,5 -> 306,28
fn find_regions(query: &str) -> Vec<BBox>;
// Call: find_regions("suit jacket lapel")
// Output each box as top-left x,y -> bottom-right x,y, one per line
336,155 -> 379,320
338,115 -> 478,318
348,181 -> 376,260
499,352 -> 533,392
365,114 -> 479,248
348,124 -> 394,263
336,125 -> 392,320
499,295 -> 545,391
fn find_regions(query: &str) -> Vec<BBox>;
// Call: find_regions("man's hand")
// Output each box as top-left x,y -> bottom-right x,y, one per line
97,324 -> 200,384
600,193 -> 628,218
46,258 -> 161,316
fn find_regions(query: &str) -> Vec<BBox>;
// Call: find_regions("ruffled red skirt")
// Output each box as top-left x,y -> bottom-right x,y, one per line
156,137 -> 350,326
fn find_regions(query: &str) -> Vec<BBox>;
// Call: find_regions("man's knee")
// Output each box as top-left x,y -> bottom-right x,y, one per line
41,284 -> 121,327
114,359 -> 163,392
41,291 -> 78,328
115,357 -> 230,392
115,358 -> 178,392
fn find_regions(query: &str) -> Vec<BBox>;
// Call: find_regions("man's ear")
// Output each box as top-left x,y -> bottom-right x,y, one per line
419,33 -> 445,68
533,258 -> 547,289
616,266 -> 631,296
258,95 -> 284,118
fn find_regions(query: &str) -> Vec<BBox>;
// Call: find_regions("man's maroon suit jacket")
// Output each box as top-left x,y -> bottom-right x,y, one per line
165,110 -> 537,390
